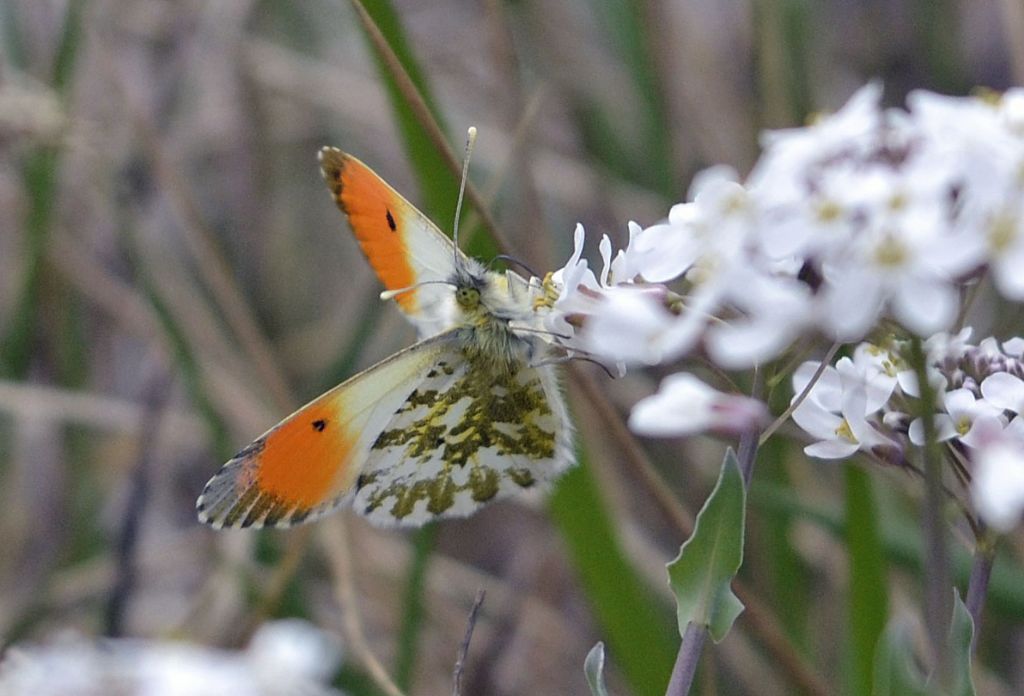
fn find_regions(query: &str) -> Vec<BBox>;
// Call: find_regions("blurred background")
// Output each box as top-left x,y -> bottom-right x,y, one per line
1,1 -> 1023,694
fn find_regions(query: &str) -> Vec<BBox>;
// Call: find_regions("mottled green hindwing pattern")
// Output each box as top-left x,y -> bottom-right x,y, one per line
353,346 -> 571,525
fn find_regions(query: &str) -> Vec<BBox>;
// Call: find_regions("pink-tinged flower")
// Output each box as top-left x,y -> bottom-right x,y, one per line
629,373 -> 767,437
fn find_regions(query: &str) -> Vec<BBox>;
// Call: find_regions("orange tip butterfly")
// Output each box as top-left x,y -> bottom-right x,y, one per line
196,140 -> 574,529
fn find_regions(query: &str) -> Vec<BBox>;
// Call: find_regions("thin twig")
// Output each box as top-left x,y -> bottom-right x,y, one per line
738,367 -> 764,486
452,589 -> 486,696
760,342 -> 842,446
103,44 -> 296,414
105,362 -> 174,637
320,516 -> 406,696
665,623 -> 707,696
570,365 -> 694,535
347,0 -> 515,257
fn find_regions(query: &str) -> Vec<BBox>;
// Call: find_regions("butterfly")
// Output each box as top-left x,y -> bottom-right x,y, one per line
196,147 -> 574,529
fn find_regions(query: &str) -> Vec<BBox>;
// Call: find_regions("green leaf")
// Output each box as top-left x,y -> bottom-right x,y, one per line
549,452 -> 676,696
872,618 -> 929,696
666,449 -> 746,643
872,592 -> 975,696
584,642 -> 611,696
946,592 -> 976,696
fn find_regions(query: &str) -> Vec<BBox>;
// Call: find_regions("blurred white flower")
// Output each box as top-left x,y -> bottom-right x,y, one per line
576,286 -> 701,365
749,82 -> 886,209
969,418 -> 1024,531
0,621 -> 344,696
629,373 -> 767,437
543,84 -> 1024,375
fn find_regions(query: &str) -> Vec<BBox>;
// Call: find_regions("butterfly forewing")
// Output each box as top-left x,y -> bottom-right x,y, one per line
196,332 -> 460,529
319,148 -> 463,336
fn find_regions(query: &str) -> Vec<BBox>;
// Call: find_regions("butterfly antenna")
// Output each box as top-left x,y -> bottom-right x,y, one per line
452,126 -> 478,267
490,254 -> 540,279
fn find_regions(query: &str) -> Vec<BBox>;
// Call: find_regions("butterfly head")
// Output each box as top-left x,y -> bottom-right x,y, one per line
454,283 -> 482,312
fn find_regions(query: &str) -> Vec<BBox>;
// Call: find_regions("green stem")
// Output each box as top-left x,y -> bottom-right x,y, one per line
908,336 -> 952,688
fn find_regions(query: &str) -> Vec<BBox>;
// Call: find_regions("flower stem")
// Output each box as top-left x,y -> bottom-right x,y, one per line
738,368 -> 764,485
908,336 -> 952,688
965,533 -> 995,655
665,623 -> 707,696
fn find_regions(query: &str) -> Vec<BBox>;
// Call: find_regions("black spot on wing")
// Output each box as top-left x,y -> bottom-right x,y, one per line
385,208 -> 397,231
312,419 -> 327,432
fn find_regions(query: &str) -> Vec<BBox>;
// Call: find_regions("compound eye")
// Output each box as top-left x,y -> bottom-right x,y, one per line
456,286 -> 480,309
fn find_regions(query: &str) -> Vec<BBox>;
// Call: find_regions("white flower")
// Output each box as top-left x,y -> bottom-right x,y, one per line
1003,336 -> 1024,358
813,192 -> 967,339
576,286 -> 701,365
750,82 -> 885,209
980,372 -> 1024,414
630,167 -> 750,286
924,326 -> 975,362
551,223 -> 600,296
792,356 -> 897,459
908,388 -> 1004,447
599,223 -> 643,286
969,418 -> 1024,531
793,353 -> 897,415
0,621 -> 344,696
548,83 -> 1024,375
704,271 -> 811,368
629,373 -> 767,437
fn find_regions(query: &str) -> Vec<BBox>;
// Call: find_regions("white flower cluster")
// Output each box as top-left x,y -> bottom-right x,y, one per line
551,84 -> 1024,369
0,620 -> 343,696
789,329 -> 1024,532
543,84 -> 1024,529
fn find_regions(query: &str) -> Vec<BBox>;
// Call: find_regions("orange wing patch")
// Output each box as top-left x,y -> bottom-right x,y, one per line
197,392 -> 357,528
319,148 -> 419,312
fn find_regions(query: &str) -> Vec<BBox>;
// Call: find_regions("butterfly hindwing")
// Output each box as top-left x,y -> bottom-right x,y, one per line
196,332 -> 462,529
353,351 -> 574,526
319,148 -> 464,335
